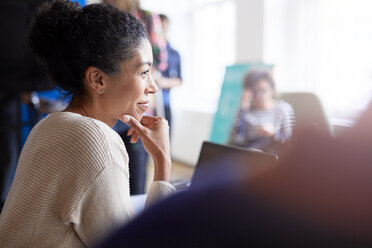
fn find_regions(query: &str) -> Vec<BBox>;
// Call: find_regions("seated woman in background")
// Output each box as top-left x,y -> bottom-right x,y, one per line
228,69 -> 294,154
0,0 -> 175,247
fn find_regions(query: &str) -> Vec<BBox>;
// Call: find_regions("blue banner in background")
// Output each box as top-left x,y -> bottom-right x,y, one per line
209,63 -> 273,144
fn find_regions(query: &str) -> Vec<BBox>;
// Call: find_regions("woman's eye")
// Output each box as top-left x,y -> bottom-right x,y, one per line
141,70 -> 150,76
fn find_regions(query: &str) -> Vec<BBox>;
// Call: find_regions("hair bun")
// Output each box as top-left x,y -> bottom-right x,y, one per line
29,0 -> 81,63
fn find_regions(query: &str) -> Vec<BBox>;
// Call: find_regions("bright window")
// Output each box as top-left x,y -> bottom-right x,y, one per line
264,0 -> 372,120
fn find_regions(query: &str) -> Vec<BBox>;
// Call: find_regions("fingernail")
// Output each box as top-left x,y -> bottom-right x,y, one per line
123,115 -> 130,122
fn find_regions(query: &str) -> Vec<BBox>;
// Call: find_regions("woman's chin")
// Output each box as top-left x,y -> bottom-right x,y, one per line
131,112 -> 144,122
121,110 -> 145,122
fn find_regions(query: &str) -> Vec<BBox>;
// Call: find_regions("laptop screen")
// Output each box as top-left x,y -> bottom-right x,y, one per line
189,141 -> 278,188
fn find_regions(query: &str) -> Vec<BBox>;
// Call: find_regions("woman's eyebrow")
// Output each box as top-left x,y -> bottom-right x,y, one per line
137,61 -> 152,67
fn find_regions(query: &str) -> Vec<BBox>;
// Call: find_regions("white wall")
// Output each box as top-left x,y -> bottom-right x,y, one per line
236,0 -> 264,62
171,110 -> 214,166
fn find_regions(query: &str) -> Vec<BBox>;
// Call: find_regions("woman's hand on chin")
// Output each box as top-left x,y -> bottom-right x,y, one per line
122,115 -> 172,182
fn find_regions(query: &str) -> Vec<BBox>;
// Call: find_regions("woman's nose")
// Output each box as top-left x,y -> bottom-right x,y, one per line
146,73 -> 158,94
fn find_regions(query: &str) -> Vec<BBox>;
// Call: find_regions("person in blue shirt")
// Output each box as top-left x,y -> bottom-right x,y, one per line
156,14 -> 182,136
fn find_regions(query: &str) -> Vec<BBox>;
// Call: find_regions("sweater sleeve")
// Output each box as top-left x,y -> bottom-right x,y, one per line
69,160 -> 134,247
145,181 -> 176,207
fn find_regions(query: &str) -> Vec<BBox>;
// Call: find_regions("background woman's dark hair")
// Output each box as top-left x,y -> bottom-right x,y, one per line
29,0 -> 149,97
159,14 -> 169,23
243,69 -> 275,90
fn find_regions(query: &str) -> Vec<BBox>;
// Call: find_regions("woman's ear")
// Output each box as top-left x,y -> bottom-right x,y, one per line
84,66 -> 106,94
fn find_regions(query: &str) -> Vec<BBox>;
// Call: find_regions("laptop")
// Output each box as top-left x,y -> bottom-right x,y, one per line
172,141 -> 278,191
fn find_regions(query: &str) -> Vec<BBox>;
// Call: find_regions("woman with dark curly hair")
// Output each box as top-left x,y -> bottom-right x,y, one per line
0,0 -> 175,247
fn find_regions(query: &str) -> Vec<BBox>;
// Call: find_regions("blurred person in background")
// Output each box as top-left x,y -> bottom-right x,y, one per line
104,0 -> 169,195
228,69 -> 294,154
103,0 -> 167,73
156,13 -> 182,137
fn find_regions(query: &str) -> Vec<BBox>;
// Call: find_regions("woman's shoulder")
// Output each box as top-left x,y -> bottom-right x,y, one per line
40,112 -> 127,165
46,112 -> 107,135
43,112 -> 123,149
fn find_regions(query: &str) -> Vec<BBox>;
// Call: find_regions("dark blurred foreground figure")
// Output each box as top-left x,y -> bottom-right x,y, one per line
98,101 -> 372,247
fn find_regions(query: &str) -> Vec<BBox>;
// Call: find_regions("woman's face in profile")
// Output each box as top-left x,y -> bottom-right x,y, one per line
102,39 -> 157,122
250,80 -> 274,108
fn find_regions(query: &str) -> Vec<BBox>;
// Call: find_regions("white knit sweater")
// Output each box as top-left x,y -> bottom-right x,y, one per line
0,112 -> 175,247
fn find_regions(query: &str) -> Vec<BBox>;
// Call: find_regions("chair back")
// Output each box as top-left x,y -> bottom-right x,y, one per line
279,92 -> 334,137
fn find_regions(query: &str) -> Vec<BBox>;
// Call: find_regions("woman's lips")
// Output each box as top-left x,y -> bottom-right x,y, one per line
137,102 -> 149,111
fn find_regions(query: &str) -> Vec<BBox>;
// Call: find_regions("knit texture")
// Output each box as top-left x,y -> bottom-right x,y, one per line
0,112 -> 175,247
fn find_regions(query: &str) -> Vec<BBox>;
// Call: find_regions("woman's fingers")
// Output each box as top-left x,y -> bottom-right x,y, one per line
141,116 -> 151,125
123,115 -> 144,144
130,133 -> 139,143
141,116 -> 162,129
127,127 -> 135,136
123,115 -> 170,164
122,115 -> 145,136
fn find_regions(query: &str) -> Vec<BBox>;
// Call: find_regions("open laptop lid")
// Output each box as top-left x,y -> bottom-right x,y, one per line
189,141 -> 278,189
